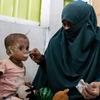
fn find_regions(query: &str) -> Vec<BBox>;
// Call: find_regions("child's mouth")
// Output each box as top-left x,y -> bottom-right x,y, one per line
23,51 -> 32,57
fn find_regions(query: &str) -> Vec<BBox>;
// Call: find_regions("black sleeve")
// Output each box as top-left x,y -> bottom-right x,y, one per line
37,55 -> 46,72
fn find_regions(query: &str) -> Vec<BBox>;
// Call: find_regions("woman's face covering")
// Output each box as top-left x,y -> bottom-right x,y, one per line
61,1 -> 92,29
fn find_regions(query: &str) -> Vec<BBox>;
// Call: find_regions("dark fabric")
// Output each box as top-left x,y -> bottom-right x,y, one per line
33,1 -> 100,100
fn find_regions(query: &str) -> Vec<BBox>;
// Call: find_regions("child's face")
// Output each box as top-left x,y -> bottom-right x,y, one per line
8,37 -> 29,61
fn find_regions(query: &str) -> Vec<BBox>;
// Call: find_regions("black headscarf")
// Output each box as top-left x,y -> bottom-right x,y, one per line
33,1 -> 100,99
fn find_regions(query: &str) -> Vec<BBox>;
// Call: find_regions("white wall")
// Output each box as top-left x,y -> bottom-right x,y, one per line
40,0 -> 63,49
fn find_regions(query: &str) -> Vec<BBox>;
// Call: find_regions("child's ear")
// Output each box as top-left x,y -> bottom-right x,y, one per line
6,49 -> 13,56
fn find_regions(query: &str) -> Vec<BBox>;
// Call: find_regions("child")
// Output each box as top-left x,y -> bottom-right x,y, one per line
0,33 -> 30,100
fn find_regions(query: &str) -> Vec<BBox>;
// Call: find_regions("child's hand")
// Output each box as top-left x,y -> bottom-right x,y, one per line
25,82 -> 32,87
30,48 -> 43,64
25,86 -> 37,99
17,85 -> 30,100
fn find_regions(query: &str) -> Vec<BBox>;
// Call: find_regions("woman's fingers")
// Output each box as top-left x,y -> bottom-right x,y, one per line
29,48 -> 43,63
82,86 -> 97,99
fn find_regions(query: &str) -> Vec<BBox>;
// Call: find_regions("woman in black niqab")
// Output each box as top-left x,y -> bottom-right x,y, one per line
32,1 -> 100,100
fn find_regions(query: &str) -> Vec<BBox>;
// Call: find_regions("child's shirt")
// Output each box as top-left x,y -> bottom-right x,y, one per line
0,59 -> 25,97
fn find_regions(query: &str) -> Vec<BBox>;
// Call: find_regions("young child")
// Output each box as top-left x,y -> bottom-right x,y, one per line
0,33 -> 30,100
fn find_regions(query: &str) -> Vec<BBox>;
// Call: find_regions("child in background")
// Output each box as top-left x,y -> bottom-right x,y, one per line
0,33 -> 30,100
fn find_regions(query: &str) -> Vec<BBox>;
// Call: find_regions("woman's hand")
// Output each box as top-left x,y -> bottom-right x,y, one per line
82,82 -> 100,99
30,48 -> 43,64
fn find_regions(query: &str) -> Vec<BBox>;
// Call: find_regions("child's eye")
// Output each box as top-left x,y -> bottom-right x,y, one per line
19,47 -> 23,50
26,46 -> 29,50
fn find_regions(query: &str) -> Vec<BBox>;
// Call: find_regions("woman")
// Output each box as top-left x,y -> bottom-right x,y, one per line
30,1 -> 100,100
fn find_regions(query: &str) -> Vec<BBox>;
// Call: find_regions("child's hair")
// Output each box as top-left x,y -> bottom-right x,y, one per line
4,33 -> 29,50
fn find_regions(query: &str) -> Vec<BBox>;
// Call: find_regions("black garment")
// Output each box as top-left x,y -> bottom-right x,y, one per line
33,1 -> 100,100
